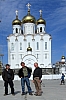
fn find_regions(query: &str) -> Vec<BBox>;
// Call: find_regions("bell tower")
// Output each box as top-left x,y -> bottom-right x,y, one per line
12,10 -> 21,34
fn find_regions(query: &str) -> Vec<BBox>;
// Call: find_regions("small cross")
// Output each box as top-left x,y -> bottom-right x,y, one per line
26,3 -> 31,10
15,10 -> 18,16
39,10 -> 42,16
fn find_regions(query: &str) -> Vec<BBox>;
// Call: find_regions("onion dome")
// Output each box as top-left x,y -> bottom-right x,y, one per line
61,55 -> 65,63
12,17 -> 21,25
27,46 -> 32,51
12,10 -> 21,25
27,42 -> 32,51
61,55 -> 65,59
37,10 -> 46,25
22,3 -> 36,24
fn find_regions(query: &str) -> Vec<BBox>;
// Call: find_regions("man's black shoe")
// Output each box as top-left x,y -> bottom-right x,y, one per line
34,93 -> 42,96
4,94 -> 8,96
34,93 -> 38,96
21,92 -> 26,95
29,93 -> 33,95
12,93 -> 15,96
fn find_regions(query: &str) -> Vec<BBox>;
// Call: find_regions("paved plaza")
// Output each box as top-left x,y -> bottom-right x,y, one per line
0,79 -> 66,100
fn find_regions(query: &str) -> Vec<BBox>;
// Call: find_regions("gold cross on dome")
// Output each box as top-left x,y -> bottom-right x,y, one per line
26,3 -> 31,10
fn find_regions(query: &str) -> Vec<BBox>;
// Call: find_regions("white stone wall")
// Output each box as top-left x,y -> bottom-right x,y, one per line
0,74 -> 66,80
7,33 -> 52,69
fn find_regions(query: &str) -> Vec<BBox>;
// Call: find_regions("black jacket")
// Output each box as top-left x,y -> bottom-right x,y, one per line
33,67 -> 42,80
18,66 -> 32,78
2,68 -> 14,81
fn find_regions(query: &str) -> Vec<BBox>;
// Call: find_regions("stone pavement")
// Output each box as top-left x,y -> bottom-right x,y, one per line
0,79 -> 66,100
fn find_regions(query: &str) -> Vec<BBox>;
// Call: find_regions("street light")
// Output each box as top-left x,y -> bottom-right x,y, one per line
52,64 -> 56,74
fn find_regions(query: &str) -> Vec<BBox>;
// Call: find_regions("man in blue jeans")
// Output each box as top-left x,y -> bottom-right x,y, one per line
18,62 -> 33,95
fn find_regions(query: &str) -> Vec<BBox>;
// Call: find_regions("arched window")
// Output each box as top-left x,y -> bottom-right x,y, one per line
33,26 -> 34,33
37,54 -> 38,59
45,42 -> 47,50
45,53 -> 47,59
20,43 -> 22,50
11,43 -> 14,51
16,28 -> 18,33
44,27 -> 45,31
24,26 -> 25,33
20,54 -> 22,59
37,42 -> 39,50
12,54 -> 14,60
40,27 -> 42,32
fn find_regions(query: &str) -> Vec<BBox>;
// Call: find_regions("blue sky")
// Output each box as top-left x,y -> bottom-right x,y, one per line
0,0 -> 66,65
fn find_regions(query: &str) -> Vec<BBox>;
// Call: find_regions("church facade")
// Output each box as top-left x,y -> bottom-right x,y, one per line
7,3 -> 52,73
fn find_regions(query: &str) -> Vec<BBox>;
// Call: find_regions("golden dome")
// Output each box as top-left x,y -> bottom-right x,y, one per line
37,18 -> 46,25
61,56 -> 65,59
27,46 -> 32,51
22,11 -> 36,24
12,16 -> 21,25
37,10 -> 46,25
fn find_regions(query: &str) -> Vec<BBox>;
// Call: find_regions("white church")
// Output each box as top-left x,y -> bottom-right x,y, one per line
7,3 -> 52,73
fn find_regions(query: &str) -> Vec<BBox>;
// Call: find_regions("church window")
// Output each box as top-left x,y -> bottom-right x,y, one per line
37,54 -> 38,59
45,53 -> 47,59
33,26 -> 34,33
12,54 -> 14,60
28,42 -> 30,47
44,27 -> 45,31
19,29 -> 20,33
20,42 -> 22,50
20,54 -> 22,59
24,26 -> 25,33
40,27 -> 42,32
11,43 -> 14,51
16,28 -> 18,33
45,42 -> 47,50
37,42 -> 39,50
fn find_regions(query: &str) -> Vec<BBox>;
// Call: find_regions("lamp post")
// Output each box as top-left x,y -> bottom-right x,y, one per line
53,64 -> 56,74
52,64 -> 56,79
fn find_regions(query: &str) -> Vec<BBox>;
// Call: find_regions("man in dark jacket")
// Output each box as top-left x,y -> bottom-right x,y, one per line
33,62 -> 42,96
18,62 -> 33,95
60,73 -> 65,85
2,64 -> 15,96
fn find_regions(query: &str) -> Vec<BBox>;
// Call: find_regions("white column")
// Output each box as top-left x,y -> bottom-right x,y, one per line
23,36 -> 27,56
49,38 -> 52,64
15,39 -> 19,68
32,39 -> 35,55
40,39 -> 43,64
8,39 -> 11,64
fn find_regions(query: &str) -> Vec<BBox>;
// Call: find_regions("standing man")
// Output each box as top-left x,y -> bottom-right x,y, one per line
2,64 -> 15,96
60,73 -> 65,85
18,62 -> 33,95
33,62 -> 42,96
